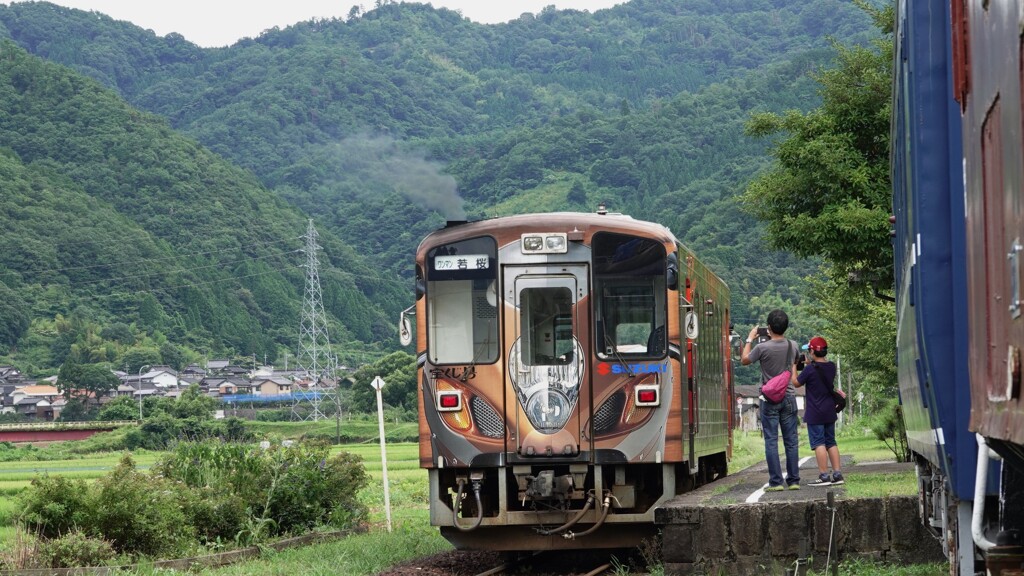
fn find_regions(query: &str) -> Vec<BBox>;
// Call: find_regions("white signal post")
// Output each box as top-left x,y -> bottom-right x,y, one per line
371,375 -> 392,532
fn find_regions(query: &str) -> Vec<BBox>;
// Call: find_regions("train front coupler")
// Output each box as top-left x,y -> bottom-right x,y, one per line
515,463 -> 588,507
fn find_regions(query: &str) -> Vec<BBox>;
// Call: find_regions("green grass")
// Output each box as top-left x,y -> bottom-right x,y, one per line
132,525 -> 451,576
843,471 -> 918,498
730,429 -> 768,471
809,558 -> 947,575
0,427 -> 942,576
730,423 -> 903,475
246,419 -> 419,442
350,442 -> 429,529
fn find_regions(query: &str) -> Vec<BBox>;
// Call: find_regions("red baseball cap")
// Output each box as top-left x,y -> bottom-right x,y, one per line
808,336 -> 828,351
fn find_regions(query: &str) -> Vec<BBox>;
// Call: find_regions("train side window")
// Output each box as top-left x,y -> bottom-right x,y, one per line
426,236 -> 498,365
592,232 -> 668,359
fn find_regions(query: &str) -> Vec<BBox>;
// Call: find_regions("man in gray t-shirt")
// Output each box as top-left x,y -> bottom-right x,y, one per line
741,309 -> 801,490
748,338 -> 798,398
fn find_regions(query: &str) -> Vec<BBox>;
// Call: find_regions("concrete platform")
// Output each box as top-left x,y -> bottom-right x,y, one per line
655,457 -> 945,575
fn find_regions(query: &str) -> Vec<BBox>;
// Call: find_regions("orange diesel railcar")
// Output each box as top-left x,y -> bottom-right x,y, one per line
399,210 -> 733,551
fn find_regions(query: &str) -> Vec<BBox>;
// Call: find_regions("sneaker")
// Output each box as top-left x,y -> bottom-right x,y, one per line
788,483 -> 801,490
764,485 -> 785,492
831,471 -> 845,485
808,473 -> 832,487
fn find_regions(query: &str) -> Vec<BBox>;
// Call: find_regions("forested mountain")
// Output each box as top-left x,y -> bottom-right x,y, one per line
0,0 -> 878,375
0,45 -> 403,374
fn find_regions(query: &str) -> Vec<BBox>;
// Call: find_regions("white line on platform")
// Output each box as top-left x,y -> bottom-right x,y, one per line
746,457 -> 817,502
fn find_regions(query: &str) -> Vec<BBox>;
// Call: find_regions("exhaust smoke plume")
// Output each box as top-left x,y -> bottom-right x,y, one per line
330,134 -> 466,220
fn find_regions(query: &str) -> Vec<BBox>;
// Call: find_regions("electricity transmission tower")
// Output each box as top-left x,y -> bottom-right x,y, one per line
292,219 -> 335,421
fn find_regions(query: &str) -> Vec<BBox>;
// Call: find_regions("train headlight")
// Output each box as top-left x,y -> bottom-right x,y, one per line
526,390 -> 571,433
545,235 -> 566,252
521,233 -> 568,254
523,235 -> 544,251
433,379 -> 505,438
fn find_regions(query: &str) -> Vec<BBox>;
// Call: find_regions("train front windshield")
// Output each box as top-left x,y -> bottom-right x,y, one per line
592,232 -> 668,358
426,236 -> 499,365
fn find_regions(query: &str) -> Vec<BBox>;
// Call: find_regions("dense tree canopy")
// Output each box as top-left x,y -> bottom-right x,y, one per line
348,352 -> 417,414
58,358 -> 120,403
741,1 -> 893,294
740,1 -> 896,397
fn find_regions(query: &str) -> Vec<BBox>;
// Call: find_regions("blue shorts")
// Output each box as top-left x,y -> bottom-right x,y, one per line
807,423 -> 836,450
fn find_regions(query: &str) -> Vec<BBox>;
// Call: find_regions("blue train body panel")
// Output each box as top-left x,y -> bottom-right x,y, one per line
892,0 -> 975,501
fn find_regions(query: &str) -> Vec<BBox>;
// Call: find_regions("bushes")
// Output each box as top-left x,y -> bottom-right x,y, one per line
13,439 -> 369,567
866,397 -> 911,462
155,439 -> 370,537
123,415 -> 255,450
179,486 -> 249,545
17,475 -> 94,539
261,443 -> 369,534
36,531 -> 115,568
90,455 -> 195,557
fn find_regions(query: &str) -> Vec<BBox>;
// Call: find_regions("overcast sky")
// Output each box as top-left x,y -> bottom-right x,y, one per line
9,1 -> 623,47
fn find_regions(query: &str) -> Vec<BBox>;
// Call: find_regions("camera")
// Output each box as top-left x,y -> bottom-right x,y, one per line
755,327 -> 770,345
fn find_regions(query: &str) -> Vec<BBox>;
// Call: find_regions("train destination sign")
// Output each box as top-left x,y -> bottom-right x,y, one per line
433,254 -> 489,271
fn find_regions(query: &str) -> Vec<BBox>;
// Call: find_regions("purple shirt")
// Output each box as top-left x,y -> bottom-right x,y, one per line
797,360 -> 838,425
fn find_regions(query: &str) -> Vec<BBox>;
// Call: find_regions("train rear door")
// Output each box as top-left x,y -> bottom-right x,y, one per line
504,266 -> 589,459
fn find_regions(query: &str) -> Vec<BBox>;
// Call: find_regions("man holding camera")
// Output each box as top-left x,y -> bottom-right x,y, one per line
741,309 -> 801,491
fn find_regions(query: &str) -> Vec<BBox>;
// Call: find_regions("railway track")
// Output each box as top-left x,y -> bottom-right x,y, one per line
471,550 -> 617,576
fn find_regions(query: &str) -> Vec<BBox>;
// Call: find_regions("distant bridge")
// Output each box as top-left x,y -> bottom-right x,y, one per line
0,420 -> 137,443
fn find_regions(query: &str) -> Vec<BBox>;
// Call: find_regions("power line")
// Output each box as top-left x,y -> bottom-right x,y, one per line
62,248 -> 303,288
13,235 -> 303,276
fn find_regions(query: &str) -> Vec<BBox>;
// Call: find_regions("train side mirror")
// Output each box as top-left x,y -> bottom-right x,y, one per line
398,305 -> 414,347
666,253 -> 679,288
729,330 -> 743,358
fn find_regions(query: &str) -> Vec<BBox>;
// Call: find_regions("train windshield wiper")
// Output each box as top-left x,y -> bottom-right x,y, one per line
603,330 -> 634,378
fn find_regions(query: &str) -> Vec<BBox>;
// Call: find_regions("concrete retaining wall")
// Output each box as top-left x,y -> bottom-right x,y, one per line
656,495 -> 944,575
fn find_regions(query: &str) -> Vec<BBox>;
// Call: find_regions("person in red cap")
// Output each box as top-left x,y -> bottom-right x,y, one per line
795,336 -> 844,486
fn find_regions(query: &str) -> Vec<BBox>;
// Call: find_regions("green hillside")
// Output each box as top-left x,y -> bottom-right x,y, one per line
0,0 -> 882,376
0,43 -> 402,374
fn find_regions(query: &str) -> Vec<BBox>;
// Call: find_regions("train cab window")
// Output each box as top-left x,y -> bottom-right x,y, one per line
520,287 -> 574,366
592,232 -> 668,358
426,237 -> 499,365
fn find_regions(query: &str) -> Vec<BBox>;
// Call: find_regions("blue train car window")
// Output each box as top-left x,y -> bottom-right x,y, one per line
426,236 -> 498,364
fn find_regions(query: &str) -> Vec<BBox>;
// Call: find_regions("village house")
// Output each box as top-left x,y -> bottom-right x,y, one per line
205,359 -> 230,375
0,356 -> 313,421
143,366 -> 180,389
250,377 -> 292,397
181,363 -> 206,378
7,384 -> 63,420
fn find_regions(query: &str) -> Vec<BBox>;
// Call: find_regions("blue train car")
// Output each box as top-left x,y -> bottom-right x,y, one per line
892,1 -> 1023,573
